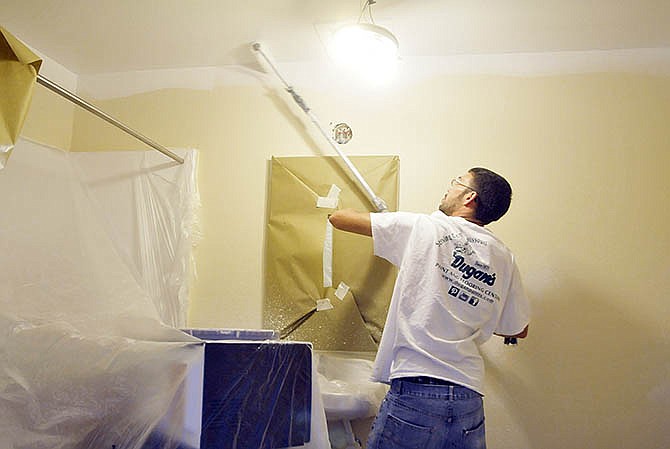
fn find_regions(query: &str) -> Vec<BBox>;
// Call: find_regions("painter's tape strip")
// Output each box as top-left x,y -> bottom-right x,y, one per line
327,184 -> 341,198
316,184 -> 341,209
323,219 -> 333,287
335,281 -> 350,300
316,298 -> 334,311
317,196 -> 338,208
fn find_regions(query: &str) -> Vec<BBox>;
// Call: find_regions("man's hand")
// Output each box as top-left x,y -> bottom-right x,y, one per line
328,209 -> 372,236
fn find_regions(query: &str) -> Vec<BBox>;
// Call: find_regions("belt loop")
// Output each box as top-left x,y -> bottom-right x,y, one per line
449,385 -> 454,400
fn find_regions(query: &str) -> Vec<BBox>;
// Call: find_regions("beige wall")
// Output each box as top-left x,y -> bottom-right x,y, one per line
69,72 -> 670,449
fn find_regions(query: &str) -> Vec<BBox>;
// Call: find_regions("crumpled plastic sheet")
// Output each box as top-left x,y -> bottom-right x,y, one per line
314,353 -> 387,422
0,139 -> 203,449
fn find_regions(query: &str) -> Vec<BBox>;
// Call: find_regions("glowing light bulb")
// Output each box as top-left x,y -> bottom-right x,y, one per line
330,23 -> 399,85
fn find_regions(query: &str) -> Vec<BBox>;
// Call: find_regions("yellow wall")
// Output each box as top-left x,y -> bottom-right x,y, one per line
69,72 -> 670,449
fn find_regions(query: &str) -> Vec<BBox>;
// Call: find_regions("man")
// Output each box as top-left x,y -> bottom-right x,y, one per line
328,167 -> 529,449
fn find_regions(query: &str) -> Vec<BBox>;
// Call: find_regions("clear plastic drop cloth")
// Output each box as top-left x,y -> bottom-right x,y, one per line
0,139 -> 203,449
70,147 -> 201,328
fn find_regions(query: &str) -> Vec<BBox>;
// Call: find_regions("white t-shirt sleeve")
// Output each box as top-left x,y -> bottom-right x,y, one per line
495,260 -> 530,335
370,212 -> 420,266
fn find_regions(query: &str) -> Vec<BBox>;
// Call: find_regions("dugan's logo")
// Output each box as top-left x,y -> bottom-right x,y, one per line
451,254 -> 496,286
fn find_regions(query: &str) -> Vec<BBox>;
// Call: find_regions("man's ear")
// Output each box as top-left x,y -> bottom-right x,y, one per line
463,191 -> 478,206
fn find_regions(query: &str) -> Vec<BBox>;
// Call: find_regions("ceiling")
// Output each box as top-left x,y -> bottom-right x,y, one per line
2,0 -> 670,76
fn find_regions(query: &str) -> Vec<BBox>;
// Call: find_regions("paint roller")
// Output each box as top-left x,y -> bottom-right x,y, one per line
250,42 -> 388,213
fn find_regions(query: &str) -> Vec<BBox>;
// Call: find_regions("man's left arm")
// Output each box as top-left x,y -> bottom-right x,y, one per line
328,209 -> 372,236
494,261 -> 530,339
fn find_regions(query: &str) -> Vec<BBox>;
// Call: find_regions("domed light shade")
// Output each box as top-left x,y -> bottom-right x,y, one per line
330,23 -> 399,84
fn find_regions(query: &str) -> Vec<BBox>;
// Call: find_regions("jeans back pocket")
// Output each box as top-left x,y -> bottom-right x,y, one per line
379,413 -> 433,448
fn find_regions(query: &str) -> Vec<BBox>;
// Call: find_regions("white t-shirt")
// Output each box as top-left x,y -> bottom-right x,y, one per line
370,211 -> 529,394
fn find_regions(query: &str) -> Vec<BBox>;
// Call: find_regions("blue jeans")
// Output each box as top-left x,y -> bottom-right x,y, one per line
366,378 -> 486,449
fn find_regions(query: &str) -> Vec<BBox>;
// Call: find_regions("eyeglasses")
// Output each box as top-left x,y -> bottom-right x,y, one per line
450,178 -> 478,194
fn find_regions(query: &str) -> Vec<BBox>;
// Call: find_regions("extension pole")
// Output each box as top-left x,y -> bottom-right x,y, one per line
36,74 -> 184,164
251,42 -> 388,212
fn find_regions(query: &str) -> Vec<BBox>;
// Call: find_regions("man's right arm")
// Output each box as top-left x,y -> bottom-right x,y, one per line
328,209 -> 372,237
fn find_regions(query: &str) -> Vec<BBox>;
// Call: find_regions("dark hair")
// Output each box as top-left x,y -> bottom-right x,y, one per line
469,167 -> 512,225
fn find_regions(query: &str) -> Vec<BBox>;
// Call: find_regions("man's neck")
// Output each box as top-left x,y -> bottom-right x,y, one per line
441,209 -> 484,227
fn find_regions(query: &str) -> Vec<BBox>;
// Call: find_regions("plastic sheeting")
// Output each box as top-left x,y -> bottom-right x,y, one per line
200,341 -> 312,448
0,139 -> 203,449
70,149 -> 200,328
314,354 -> 386,422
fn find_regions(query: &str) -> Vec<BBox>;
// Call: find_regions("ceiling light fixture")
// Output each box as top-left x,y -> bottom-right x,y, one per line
330,0 -> 399,84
